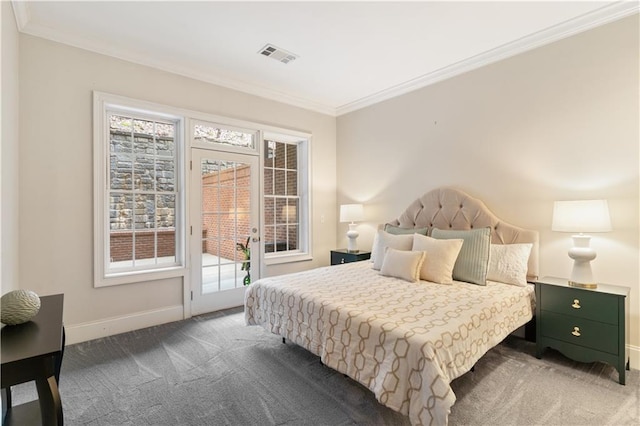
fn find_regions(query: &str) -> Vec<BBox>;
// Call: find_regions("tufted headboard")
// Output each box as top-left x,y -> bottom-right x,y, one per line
387,187 -> 539,281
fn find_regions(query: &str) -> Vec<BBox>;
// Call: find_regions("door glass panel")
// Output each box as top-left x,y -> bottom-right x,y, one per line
200,159 -> 252,293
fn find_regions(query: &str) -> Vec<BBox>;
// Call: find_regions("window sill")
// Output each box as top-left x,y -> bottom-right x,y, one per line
264,252 -> 313,266
95,265 -> 186,287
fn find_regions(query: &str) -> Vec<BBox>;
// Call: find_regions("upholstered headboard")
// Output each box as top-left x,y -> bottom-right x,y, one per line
388,187 -> 539,281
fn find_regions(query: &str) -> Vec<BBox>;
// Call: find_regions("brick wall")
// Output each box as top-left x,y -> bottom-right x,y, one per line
202,164 -> 251,261
110,229 -> 176,261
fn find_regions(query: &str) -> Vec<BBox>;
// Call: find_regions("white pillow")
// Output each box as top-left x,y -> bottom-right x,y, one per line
487,243 -> 532,287
371,230 -> 414,270
412,234 -> 464,284
380,248 -> 426,283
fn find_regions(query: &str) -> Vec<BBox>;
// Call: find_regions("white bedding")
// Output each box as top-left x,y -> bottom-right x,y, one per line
244,261 -> 534,425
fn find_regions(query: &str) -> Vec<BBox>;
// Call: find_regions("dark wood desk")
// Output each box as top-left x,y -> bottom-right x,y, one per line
1,294 -> 65,425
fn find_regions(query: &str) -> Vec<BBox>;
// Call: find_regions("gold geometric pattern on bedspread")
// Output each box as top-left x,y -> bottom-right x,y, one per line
244,261 -> 534,426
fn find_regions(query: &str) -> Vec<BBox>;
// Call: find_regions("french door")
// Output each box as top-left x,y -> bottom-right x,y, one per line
190,148 -> 260,315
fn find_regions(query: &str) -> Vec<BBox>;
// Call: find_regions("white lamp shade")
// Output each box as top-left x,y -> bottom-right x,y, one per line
340,204 -> 364,223
551,200 -> 612,233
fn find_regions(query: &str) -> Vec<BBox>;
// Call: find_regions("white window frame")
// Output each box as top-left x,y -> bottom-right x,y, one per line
94,92 -> 312,287
262,130 -> 312,265
93,92 -> 186,287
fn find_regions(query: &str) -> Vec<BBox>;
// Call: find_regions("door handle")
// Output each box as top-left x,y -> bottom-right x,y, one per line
252,237 -> 260,243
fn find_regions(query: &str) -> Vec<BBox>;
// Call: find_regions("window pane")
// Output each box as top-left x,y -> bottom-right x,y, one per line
134,156 -> 154,191
265,198 -> 275,226
156,135 -> 175,157
110,193 -> 133,230
287,225 -> 298,250
265,225 -> 275,253
133,119 -> 153,154
275,198 -> 286,225
274,170 -> 286,195
157,194 -> 175,228
201,160 -> 220,183
284,199 -> 298,224
286,171 -> 297,196
110,231 -> 132,264
110,154 -> 132,191
274,225 -> 287,251
110,130 -> 132,153
287,143 -> 297,170
194,123 -> 255,149
264,168 -> 273,195
219,216 -> 236,239
135,230 -> 155,261
274,142 -> 286,168
264,140 -> 275,167
135,194 -> 155,230
156,158 -> 175,192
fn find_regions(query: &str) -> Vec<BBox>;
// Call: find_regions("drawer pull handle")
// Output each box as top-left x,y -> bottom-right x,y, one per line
340,258 -> 345,264
571,326 -> 581,337
572,299 -> 581,309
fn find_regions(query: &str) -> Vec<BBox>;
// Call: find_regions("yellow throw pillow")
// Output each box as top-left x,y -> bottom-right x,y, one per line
412,234 -> 464,284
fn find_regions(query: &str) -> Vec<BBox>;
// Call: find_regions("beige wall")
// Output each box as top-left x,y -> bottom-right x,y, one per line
18,35 -> 336,336
337,16 -> 639,363
1,1 -> 20,295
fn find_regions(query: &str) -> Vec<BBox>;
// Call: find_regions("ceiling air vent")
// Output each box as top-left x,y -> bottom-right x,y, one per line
258,44 -> 298,64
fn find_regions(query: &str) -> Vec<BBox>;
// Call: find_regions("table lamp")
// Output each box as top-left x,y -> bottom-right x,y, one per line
552,199 -> 612,288
340,204 -> 364,253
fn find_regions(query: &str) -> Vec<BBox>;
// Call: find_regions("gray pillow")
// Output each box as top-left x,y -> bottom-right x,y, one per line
431,227 -> 491,285
384,224 -> 429,236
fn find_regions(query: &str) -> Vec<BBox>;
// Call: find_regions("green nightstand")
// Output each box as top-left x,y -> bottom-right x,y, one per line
535,276 -> 630,384
330,249 -> 371,265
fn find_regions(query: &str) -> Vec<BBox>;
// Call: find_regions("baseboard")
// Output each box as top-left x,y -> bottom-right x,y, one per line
65,305 -> 184,345
629,344 -> 640,370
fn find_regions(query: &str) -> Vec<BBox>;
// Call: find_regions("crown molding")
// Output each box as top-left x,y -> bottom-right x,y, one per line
336,1 -> 640,116
12,1 -> 637,118
13,1 -> 337,117
11,0 -> 30,30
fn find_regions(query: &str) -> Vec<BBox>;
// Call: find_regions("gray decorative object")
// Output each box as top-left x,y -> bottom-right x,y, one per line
1,289 -> 41,325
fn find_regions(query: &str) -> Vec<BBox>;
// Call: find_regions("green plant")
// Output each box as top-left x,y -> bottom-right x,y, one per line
236,237 -> 251,285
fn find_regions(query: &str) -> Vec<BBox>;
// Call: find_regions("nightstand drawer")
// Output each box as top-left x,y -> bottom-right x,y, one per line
330,250 -> 371,265
540,311 -> 618,355
540,285 -> 618,325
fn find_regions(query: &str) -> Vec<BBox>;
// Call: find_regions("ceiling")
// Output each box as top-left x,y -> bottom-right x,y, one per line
12,1 -> 638,116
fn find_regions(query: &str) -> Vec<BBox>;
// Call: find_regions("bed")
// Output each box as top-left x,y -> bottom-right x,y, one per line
245,187 -> 539,425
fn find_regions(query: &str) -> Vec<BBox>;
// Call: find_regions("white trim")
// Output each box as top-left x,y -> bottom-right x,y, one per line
261,132 -> 313,263
14,2 -> 638,117
64,305 -> 184,344
10,0 -> 29,30
264,252 -> 313,266
629,343 -> 640,370
336,2 -> 640,115
93,92 -> 187,287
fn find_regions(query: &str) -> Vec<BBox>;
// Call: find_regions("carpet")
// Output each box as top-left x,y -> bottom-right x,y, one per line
10,307 -> 639,425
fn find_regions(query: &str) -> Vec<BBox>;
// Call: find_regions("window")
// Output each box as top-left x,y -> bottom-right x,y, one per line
263,132 -> 310,262
94,93 -> 185,286
94,92 -> 311,286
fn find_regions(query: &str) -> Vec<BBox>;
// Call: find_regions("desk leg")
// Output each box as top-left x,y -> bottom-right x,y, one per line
35,376 -> 63,426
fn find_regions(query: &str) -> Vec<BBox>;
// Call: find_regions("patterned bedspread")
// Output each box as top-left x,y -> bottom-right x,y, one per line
244,261 -> 534,425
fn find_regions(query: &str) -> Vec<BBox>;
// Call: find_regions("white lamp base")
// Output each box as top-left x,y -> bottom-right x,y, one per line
346,223 -> 359,253
568,234 -> 597,289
